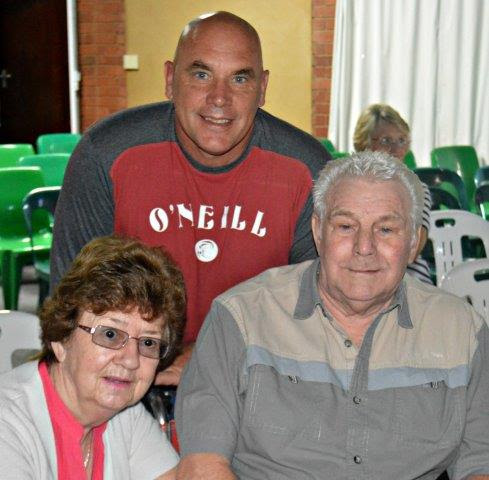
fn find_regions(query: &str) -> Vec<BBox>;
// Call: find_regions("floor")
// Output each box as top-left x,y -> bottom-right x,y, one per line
0,267 -> 40,314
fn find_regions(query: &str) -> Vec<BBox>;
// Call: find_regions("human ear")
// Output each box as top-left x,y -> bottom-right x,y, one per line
164,61 -> 175,100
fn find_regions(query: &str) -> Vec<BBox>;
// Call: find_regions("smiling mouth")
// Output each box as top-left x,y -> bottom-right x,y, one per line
201,115 -> 232,125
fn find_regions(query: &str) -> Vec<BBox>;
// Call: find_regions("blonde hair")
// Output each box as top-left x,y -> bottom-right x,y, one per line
353,103 -> 410,152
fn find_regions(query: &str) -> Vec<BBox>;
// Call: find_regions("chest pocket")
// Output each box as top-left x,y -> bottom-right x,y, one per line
244,365 -> 344,444
392,381 -> 465,448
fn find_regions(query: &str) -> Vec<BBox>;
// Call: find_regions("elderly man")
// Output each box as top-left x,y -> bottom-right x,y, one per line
175,151 -> 489,479
51,12 -> 329,384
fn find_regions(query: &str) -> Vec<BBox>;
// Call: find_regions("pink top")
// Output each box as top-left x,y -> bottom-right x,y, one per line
39,361 -> 107,480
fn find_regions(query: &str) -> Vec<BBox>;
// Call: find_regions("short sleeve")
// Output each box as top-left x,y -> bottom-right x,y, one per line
175,301 -> 246,460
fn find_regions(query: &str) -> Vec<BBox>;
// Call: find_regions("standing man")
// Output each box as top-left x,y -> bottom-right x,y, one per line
51,12 -> 330,384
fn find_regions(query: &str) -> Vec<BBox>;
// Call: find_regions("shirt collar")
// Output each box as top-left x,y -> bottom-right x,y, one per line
293,258 -> 413,329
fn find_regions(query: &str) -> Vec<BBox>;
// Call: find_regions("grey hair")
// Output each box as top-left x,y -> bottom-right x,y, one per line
312,151 -> 424,244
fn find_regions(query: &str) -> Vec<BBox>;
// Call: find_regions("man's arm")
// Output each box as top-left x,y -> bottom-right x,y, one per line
289,194 -> 317,263
176,453 -> 236,480
449,317 -> 489,479
175,302 -> 245,477
50,134 -> 114,289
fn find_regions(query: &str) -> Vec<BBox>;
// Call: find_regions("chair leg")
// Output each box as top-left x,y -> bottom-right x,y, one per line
1,251 -> 23,310
38,279 -> 50,310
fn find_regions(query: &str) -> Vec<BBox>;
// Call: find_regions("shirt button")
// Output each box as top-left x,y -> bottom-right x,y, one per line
344,339 -> 352,348
353,455 -> 362,464
353,396 -> 361,404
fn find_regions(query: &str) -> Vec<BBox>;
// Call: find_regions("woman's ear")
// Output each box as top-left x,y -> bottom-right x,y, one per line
51,341 -> 67,363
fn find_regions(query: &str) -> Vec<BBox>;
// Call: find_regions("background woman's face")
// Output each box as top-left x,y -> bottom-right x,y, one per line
370,120 -> 410,161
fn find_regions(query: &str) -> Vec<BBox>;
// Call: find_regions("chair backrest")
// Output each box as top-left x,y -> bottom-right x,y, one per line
0,311 -> 41,373
0,144 -> 35,168
430,145 -> 479,208
403,150 -> 417,170
36,133 -> 81,154
414,167 -> 469,210
0,167 -> 46,238
428,209 -> 489,285
22,186 -> 61,241
18,153 -> 70,186
475,184 -> 489,220
429,187 -> 461,210
440,259 -> 489,322
475,166 -> 489,188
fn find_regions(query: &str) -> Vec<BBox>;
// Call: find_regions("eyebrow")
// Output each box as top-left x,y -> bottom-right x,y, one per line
329,210 -> 404,222
187,62 -> 256,79
104,316 -> 162,337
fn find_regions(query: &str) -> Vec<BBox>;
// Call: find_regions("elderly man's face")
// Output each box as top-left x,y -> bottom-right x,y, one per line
312,177 -> 419,315
165,21 -> 269,167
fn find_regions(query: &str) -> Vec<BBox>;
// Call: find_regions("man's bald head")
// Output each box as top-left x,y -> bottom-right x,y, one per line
174,11 -> 263,68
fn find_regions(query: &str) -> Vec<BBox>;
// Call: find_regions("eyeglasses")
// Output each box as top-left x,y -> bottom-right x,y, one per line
78,324 -> 168,359
372,136 -> 410,149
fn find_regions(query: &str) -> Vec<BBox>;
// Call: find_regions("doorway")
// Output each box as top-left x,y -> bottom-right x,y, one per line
0,0 -> 70,145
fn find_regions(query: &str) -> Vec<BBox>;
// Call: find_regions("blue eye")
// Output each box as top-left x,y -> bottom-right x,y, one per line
194,71 -> 209,80
234,75 -> 248,84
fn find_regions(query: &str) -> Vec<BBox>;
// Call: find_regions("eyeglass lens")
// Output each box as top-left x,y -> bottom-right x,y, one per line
91,325 -> 167,359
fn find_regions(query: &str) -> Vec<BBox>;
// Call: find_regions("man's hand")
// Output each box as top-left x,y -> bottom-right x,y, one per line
155,343 -> 194,386
176,453 -> 236,480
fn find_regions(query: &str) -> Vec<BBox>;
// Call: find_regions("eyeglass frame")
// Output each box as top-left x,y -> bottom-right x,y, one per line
371,135 -> 411,149
78,324 -> 169,359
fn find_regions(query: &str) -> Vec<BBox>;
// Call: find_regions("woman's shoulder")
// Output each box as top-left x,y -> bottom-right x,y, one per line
0,362 -> 39,407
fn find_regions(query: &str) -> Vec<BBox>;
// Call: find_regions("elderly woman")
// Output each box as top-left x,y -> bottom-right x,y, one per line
0,236 -> 186,479
353,103 -> 433,284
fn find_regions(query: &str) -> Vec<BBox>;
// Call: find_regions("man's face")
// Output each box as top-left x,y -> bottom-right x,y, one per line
312,177 -> 419,315
165,21 -> 269,167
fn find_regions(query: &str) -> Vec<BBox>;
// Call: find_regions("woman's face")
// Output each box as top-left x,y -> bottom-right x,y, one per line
51,308 -> 163,425
370,120 -> 410,160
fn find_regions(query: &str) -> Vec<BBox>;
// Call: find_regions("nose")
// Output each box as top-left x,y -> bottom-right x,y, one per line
207,78 -> 231,107
355,228 -> 376,256
115,337 -> 140,370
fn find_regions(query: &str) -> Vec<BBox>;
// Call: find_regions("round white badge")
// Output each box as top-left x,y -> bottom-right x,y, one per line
195,239 -> 219,262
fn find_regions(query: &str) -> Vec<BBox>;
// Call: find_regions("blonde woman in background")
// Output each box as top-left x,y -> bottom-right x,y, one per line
353,103 -> 433,284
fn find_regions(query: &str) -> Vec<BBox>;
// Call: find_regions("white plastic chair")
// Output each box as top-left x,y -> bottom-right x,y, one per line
0,311 -> 41,373
428,209 -> 489,285
440,259 -> 489,322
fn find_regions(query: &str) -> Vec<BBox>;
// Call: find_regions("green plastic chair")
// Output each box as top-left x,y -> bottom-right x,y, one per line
22,187 -> 61,306
331,151 -> 349,159
429,187 -> 461,211
0,144 -> 35,168
475,166 -> 489,188
430,146 -> 479,211
0,167 -> 51,310
36,133 -> 81,154
318,138 -> 336,154
403,151 -> 417,170
475,184 -> 489,220
414,167 -> 469,211
18,153 -> 70,186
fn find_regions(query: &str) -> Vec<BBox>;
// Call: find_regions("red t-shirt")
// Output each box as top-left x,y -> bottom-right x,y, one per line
39,362 -> 107,480
112,143 -> 312,343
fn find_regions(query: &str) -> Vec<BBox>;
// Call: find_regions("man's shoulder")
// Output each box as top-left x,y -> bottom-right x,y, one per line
254,109 -> 330,177
404,274 -> 485,333
85,101 -> 174,146
216,260 -> 313,312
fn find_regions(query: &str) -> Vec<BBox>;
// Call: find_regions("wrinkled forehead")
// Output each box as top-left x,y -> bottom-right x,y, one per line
326,176 -> 412,218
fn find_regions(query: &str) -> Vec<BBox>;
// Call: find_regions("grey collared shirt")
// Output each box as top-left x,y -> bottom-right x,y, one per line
176,259 -> 489,479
